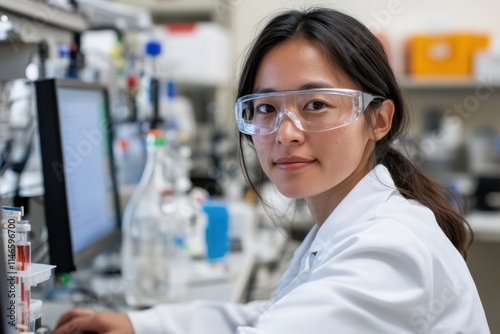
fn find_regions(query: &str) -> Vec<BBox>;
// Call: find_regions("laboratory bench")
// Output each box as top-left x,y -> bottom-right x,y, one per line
39,249 -> 257,330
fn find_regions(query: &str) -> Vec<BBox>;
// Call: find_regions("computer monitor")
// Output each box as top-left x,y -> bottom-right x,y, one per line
35,79 -> 121,274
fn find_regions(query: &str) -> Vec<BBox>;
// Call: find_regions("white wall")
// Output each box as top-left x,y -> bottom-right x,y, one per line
230,0 -> 500,76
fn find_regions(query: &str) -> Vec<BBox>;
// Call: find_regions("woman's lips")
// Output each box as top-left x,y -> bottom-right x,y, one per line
274,157 -> 315,171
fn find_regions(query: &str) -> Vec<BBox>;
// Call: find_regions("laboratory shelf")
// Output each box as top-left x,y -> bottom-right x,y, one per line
119,0 -> 214,16
117,0 -> 228,24
0,0 -> 87,32
399,75 -> 500,90
12,263 -> 56,287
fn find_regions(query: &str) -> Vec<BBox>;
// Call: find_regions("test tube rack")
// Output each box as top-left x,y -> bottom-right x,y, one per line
10,262 -> 55,333
2,206 -> 56,333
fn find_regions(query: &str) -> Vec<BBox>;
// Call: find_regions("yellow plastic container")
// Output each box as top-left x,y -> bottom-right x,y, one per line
407,33 -> 489,75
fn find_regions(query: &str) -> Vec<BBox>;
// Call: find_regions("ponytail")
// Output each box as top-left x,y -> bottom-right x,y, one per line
377,147 -> 473,258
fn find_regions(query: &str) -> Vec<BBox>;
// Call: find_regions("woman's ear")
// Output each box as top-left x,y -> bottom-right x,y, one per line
369,99 -> 395,141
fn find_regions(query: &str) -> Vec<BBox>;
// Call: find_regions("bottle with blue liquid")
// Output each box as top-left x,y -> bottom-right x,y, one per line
203,200 -> 229,262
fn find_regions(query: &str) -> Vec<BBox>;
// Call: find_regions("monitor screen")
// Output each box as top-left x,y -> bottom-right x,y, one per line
35,79 -> 121,274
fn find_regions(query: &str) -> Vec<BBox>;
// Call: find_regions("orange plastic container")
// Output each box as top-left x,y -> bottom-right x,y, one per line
407,33 -> 489,75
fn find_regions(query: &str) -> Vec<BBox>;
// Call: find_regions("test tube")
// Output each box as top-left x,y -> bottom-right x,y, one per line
16,220 -> 31,332
15,301 -> 30,333
1,206 -> 22,266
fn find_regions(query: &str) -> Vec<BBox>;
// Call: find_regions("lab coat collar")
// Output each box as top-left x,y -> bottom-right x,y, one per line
309,164 -> 397,254
275,164 -> 398,299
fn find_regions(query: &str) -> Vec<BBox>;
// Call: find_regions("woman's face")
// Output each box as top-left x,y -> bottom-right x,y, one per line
252,38 -> 375,202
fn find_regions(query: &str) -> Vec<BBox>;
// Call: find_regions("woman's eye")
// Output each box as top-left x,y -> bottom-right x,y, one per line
305,101 -> 326,110
256,104 -> 276,113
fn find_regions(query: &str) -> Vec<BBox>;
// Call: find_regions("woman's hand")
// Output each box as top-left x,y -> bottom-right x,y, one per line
52,308 -> 134,334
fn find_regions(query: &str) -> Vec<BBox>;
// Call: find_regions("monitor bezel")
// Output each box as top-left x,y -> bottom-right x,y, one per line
35,78 -> 121,274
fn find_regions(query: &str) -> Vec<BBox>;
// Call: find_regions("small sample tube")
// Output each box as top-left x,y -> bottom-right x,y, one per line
16,220 -> 31,332
15,301 -> 30,333
16,220 -> 31,271
1,206 -> 23,266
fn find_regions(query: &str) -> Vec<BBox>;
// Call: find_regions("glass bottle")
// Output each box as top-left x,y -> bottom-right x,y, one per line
121,129 -> 190,307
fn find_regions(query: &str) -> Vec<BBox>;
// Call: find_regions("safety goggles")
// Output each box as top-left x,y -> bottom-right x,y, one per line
235,88 -> 384,136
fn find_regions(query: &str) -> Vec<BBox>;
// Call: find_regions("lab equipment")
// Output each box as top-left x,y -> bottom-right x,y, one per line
1,206 -> 22,266
15,220 -> 30,271
12,264 -> 54,333
35,79 -> 121,274
52,44 -> 71,78
0,208 -> 54,333
15,220 -> 31,332
160,80 -> 197,144
153,22 -> 231,86
113,123 -> 145,186
171,143 -> 208,260
29,299 -> 42,333
121,129 -> 191,307
136,40 -> 162,127
203,200 -> 229,261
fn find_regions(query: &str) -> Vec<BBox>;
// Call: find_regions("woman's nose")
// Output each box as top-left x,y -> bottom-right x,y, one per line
275,113 -> 305,145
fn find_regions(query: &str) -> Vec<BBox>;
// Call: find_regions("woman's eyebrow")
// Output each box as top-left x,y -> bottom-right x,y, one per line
297,81 -> 334,90
252,81 -> 334,94
252,87 -> 276,94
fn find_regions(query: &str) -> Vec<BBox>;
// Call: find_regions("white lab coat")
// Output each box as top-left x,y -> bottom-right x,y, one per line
127,164 -> 490,333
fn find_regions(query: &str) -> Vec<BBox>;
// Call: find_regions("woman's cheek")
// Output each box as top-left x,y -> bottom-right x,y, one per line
252,136 -> 273,156
252,138 -> 271,166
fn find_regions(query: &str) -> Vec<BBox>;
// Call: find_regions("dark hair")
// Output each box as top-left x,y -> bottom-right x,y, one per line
237,7 -> 472,257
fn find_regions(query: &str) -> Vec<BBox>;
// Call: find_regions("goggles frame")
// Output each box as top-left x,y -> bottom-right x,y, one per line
235,88 -> 384,136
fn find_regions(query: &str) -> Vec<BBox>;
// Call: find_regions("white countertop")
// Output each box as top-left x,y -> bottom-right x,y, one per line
467,211 -> 500,242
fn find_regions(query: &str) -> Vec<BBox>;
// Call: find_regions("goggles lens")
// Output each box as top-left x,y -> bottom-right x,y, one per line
235,88 -> 383,136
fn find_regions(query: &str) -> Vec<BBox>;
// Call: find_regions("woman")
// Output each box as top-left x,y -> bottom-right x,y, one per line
53,7 -> 490,334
